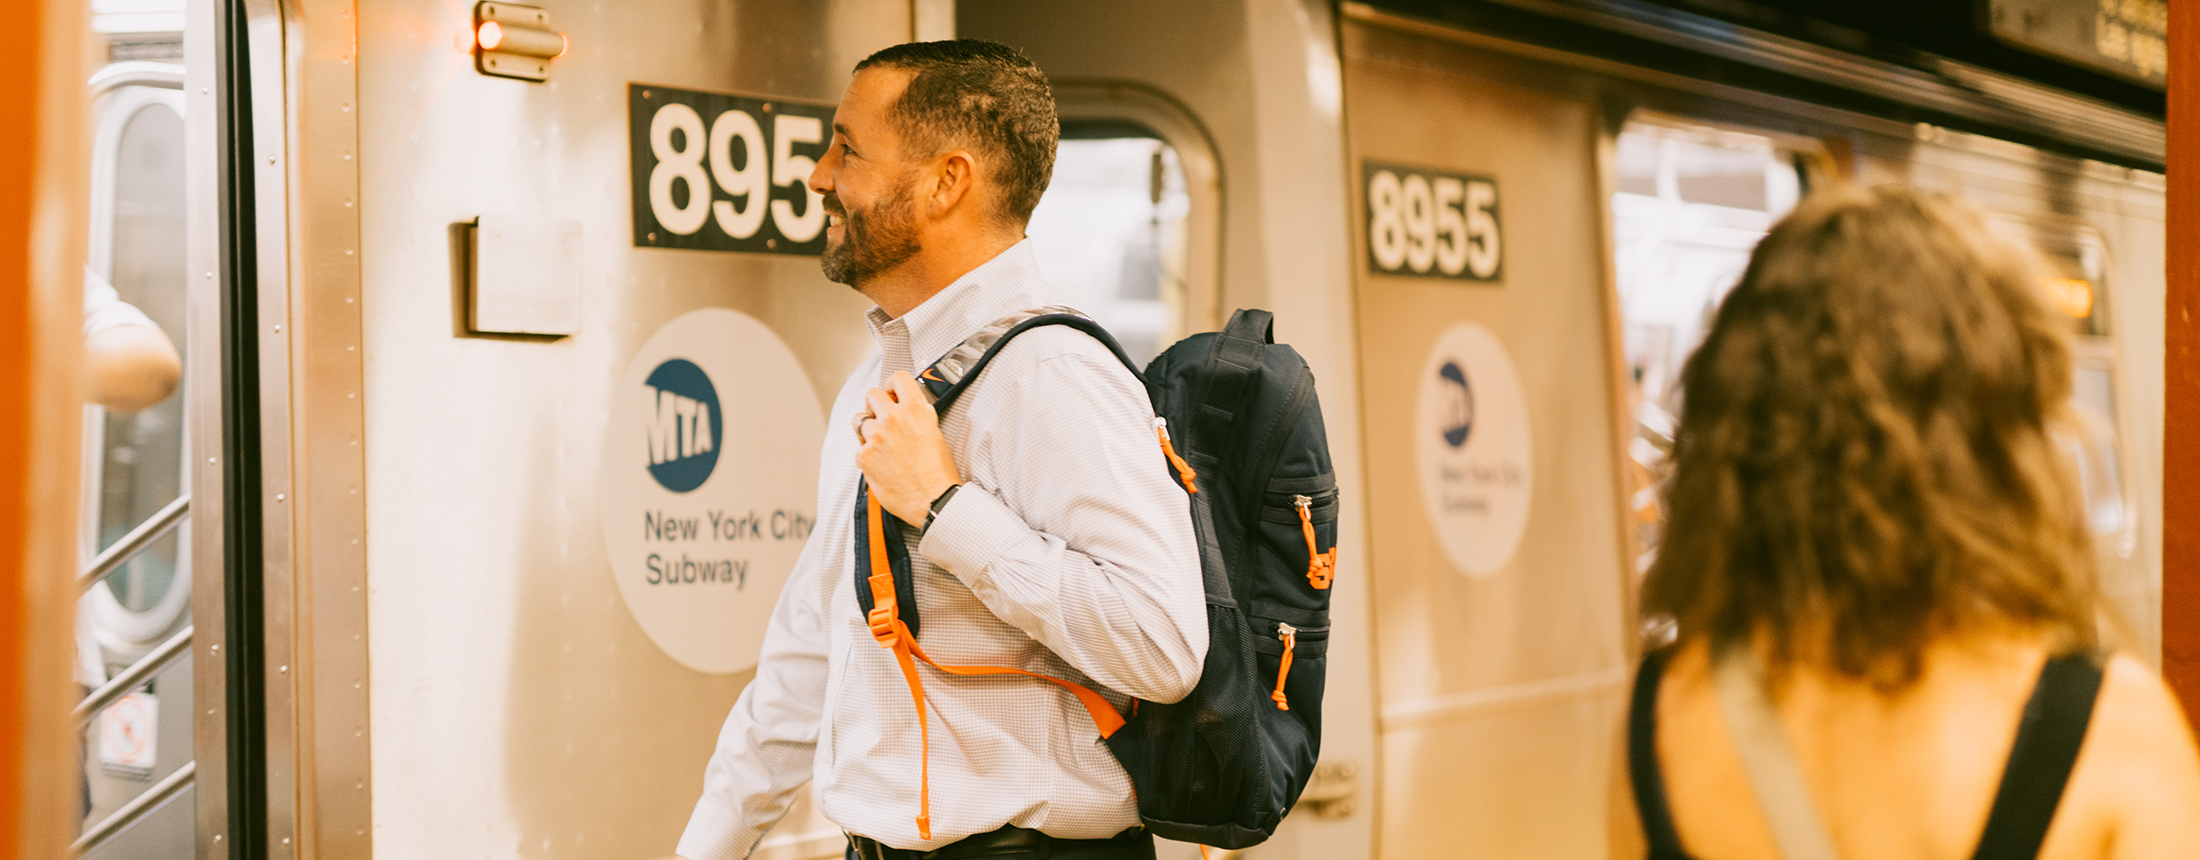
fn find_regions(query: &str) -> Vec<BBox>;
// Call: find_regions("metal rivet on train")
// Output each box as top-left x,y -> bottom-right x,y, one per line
279,665 -> 288,673
273,324 -> 281,332
276,494 -> 285,502
762,102 -> 774,113
205,271 -> 213,279
646,232 -> 657,242
283,838 -> 291,845
767,238 -> 779,249
342,102 -> 351,112
211,644 -> 220,652
642,89 -> 652,99
267,155 -> 276,164
346,249 -> 354,255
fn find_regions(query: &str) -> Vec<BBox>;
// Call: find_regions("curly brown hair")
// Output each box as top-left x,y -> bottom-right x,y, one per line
1641,184 -> 2098,689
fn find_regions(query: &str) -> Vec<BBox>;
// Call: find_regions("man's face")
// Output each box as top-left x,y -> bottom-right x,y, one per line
812,68 -> 923,289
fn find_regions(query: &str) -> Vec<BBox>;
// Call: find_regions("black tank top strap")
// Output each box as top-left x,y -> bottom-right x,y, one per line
1969,650 -> 2107,860
1628,647 -> 1696,860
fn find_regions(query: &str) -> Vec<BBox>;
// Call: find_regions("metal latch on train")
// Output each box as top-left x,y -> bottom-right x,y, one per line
473,1 -> 567,83
1298,760 -> 1361,819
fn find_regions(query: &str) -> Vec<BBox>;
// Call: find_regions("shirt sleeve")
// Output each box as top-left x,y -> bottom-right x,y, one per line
918,343 -> 1208,704
675,530 -> 833,860
82,266 -> 156,337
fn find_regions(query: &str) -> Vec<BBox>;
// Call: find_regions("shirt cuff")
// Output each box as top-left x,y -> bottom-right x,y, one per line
674,805 -> 753,860
917,483 -> 1019,580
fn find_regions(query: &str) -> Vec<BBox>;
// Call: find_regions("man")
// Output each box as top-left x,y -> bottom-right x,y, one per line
674,41 -> 1206,860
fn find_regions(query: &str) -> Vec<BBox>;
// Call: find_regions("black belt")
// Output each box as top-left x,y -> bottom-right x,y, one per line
844,825 -> 1151,860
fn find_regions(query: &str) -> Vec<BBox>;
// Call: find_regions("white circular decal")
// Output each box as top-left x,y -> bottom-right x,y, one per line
1416,321 -> 1533,577
598,308 -> 823,674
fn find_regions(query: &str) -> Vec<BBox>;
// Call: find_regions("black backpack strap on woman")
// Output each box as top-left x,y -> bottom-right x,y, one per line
1969,651 -> 2106,860
1626,647 -> 1694,860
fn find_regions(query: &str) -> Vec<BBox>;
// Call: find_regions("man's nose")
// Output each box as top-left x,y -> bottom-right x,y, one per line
809,144 -> 836,197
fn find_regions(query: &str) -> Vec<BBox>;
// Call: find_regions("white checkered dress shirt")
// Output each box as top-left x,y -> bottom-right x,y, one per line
676,241 -> 1208,859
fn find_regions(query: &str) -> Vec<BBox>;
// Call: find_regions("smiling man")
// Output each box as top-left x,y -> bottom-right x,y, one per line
673,41 -> 1206,860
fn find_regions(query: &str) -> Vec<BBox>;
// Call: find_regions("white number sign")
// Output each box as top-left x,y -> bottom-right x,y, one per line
1365,162 -> 1501,281
630,84 -> 833,254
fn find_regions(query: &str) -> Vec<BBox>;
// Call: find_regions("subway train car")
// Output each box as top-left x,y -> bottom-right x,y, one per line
45,0 -> 2167,858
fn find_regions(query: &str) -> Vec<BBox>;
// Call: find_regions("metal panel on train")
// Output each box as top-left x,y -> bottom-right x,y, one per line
356,2 -> 907,856
1342,21 -> 1632,859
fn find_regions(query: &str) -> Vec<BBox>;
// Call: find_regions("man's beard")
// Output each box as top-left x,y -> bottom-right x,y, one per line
820,176 -> 921,288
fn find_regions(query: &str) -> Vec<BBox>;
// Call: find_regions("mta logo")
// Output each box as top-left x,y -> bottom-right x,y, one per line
645,359 -> 722,493
1438,361 -> 1475,449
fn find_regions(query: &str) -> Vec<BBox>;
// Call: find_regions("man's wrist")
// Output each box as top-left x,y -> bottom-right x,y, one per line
921,483 -> 962,534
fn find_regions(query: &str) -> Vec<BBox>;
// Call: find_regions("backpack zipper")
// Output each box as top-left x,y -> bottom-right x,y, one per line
1271,622 -> 1298,711
1295,494 -> 1337,590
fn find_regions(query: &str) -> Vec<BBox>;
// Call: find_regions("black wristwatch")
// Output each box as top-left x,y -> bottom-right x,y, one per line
921,483 -> 962,534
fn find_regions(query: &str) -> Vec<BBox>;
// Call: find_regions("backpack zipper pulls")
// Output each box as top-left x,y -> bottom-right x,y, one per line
1155,417 -> 1199,493
1271,622 -> 1298,711
1295,495 -> 1336,590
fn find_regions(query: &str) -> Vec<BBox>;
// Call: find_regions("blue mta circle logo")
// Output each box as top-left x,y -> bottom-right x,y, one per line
644,359 -> 722,493
1438,361 -> 1475,449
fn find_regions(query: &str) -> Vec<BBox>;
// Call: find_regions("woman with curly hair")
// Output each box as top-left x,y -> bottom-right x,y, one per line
1611,185 -> 2200,860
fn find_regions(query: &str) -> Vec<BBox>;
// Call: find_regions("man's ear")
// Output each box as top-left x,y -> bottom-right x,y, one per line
925,149 -> 980,220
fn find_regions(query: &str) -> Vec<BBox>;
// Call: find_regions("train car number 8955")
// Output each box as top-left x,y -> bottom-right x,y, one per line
1363,162 -> 1501,281
630,84 -> 837,255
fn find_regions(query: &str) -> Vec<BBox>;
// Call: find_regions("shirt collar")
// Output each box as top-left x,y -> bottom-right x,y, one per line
863,240 -> 1052,374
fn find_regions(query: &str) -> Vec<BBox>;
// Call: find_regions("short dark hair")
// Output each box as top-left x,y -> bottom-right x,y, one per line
855,40 -> 1059,224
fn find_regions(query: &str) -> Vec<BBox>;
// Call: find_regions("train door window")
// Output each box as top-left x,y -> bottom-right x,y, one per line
1024,121 -> 1192,366
76,48 -> 194,857
1609,117 -> 1807,570
1990,218 -> 2136,560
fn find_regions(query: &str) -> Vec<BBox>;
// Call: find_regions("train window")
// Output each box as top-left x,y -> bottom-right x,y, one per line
1609,118 -> 1805,569
82,80 -> 192,653
1024,121 -> 1192,366
1989,217 -> 2135,558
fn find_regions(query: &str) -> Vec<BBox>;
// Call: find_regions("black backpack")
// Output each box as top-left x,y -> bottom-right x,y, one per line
853,307 -> 1337,849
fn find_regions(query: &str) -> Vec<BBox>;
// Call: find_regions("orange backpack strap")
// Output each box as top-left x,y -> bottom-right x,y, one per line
856,481 -> 1125,841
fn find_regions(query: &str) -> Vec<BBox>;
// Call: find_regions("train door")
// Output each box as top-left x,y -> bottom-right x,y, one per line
1339,19 -> 1633,859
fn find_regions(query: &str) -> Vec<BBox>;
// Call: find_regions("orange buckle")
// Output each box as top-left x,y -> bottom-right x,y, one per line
866,607 -> 900,646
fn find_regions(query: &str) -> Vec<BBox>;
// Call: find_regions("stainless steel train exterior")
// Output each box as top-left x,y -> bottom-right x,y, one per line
60,0 -> 2161,858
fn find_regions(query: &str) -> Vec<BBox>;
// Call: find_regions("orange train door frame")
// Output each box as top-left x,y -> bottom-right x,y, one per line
2165,2 -> 2199,728
0,0 -> 91,856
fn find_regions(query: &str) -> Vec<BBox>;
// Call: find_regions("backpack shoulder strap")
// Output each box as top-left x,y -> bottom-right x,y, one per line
912,306 -> 1141,414
852,307 -> 1139,631
1968,651 -> 2105,860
